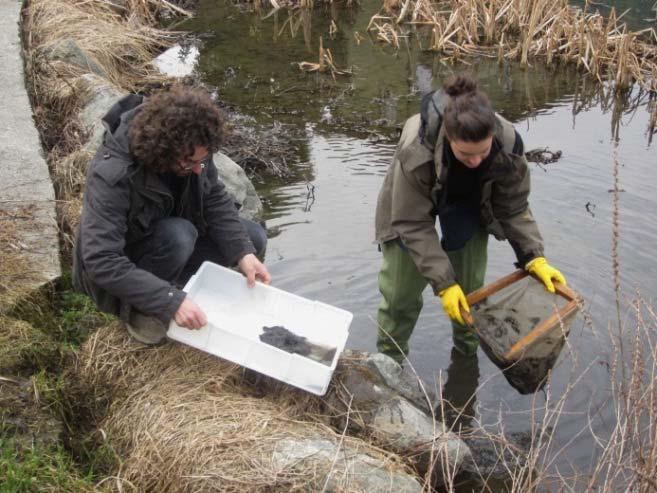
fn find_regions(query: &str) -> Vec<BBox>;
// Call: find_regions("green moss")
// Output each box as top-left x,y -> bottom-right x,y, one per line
0,317 -> 64,375
9,271 -> 113,347
0,371 -> 117,491
0,437 -> 98,493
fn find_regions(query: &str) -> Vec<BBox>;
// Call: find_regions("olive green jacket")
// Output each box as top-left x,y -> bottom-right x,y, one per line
375,111 -> 544,294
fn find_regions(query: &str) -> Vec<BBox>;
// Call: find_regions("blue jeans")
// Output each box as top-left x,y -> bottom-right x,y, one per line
125,217 -> 267,287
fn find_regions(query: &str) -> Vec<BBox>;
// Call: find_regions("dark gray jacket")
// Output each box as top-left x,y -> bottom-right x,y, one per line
73,95 -> 255,323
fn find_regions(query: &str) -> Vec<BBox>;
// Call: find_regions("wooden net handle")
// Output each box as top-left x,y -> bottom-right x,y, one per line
503,298 -> 579,360
459,269 -> 581,360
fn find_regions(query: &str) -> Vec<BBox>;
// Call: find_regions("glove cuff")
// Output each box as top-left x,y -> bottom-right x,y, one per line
438,283 -> 459,297
525,256 -> 546,270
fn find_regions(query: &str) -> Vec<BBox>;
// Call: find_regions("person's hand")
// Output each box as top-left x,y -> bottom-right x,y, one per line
238,253 -> 272,287
438,284 -> 470,326
525,257 -> 567,293
174,296 -> 207,330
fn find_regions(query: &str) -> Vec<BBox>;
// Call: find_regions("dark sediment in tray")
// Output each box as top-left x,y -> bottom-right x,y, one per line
260,325 -> 336,366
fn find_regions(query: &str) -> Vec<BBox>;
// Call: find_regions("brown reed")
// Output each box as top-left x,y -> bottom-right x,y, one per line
295,36 -> 351,78
369,0 -> 657,92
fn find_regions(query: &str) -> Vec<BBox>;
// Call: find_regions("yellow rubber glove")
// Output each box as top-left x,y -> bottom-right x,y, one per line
525,257 -> 567,293
438,284 -> 470,326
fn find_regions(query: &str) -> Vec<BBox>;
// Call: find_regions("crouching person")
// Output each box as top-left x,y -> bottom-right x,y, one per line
73,85 -> 271,345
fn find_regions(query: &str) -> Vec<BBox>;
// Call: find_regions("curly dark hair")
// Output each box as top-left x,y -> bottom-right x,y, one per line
129,85 -> 226,172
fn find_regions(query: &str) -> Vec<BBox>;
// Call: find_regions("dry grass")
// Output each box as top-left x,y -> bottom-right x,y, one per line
369,0 -> 657,92
51,149 -> 94,253
23,0 -> 180,126
25,0 -> 175,91
0,315 -> 63,376
578,296 -> 657,492
0,209 -> 44,312
22,0 -> 187,256
73,323 -> 415,492
246,0 -> 344,11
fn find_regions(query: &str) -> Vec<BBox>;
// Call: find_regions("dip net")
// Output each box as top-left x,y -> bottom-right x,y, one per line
467,271 -> 580,394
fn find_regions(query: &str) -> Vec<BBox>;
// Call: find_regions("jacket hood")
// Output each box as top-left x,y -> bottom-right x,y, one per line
100,94 -> 144,157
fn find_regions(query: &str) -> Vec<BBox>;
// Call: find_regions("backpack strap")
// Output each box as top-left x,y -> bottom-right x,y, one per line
419,90 -> 447,151
496,113 -> 524,156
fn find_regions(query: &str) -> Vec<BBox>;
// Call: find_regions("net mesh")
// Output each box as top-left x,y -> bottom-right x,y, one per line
471,276 -> 576,394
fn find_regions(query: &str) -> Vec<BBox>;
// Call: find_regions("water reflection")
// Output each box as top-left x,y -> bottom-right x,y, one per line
189,0 -> 654,142
187,0 -> 657,481
571,0 -> 656,29
439,348 -> 481,432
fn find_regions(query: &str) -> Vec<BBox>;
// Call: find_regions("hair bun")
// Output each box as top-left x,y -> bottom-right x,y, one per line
443,75 -> 478,97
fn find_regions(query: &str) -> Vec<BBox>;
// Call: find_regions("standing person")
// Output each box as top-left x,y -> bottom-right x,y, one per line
74,85 -> 271,345
374,74 -> 566,363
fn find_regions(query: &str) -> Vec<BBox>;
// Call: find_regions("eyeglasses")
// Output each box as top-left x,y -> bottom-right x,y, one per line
178,154 -> 211,171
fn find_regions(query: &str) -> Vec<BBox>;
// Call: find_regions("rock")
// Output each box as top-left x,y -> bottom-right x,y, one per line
325,351 -> 471,484
371,397 -> 440,449
213,151 -> 263,221
364,351 -> 433,413
272,438 -> 422,493
75,74 -> 124,153
39,39 -> 107,79
459,433 -> 534,486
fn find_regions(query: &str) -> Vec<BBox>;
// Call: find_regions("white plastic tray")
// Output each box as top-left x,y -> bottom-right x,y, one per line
167,261 -> 352,395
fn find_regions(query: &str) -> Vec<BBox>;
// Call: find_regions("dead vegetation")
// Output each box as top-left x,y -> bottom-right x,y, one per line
295,36 -> 352,78
0,208 -> 43,311
461,295 -> 657,492
22,0 -> 185,254
368,0 -> 657,93
71,323 -> 416,491
23,0 -> 181,144
243,0 -> 346,10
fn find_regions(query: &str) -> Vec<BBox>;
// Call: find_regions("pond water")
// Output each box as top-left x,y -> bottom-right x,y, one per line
181,0 -> 656,486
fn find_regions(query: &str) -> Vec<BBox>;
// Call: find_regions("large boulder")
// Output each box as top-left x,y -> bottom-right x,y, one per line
212,151 -> 263,220
272,438 -> 422,492
38,39 -> 108,79
325,351 -> 471,484
75,74 -> 124,154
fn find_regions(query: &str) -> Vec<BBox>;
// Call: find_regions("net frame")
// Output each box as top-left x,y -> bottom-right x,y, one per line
461,269 -> 581,362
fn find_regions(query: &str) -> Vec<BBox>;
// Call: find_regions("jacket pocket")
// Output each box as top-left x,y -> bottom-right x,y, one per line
135,209 -> 152,229
127,205 -> 158,243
